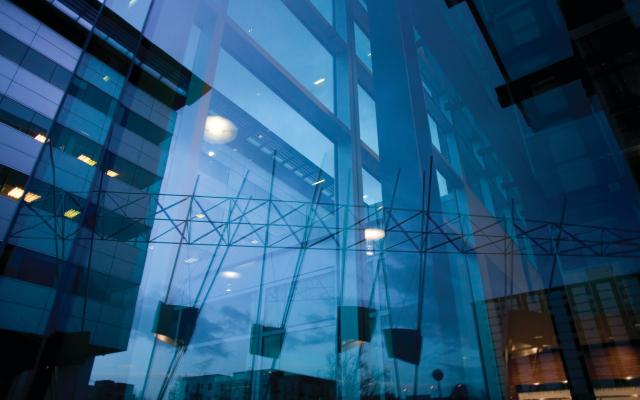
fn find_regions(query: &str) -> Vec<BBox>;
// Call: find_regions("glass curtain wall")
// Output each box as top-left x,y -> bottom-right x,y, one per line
0,0 -> 639,399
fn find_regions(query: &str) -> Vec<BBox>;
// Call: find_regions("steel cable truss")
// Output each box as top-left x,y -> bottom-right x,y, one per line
6,188 -> 640,258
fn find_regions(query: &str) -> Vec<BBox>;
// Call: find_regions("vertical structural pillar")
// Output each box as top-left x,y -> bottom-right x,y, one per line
368,0 -> 434,396
546,288 -> 596,399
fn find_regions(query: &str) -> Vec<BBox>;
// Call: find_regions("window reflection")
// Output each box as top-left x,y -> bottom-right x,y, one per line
357,85 -> 378,154
215,50 -> 335,177
228,0 -> 335,111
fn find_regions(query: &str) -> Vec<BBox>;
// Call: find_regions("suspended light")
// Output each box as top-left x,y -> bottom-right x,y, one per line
364,227 -> 385,241
203,115 -> 237,144
34,134 -> 47,143
106,170 -> 119,177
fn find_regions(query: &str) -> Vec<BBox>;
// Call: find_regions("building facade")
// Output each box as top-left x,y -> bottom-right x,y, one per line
0,0 -> 639,399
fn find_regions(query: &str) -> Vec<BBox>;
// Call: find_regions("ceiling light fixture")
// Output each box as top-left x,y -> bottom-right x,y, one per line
106,170 -> 119,177
34,134 -> 47,143
203,115 -> 237,144
222,271 -> 240,279
64,209 -> 80,219
24,192 -> 41,203
312,178 -> 326,186
364,227 -> 385,241
7,187 -> 24,200
77,154 -> 97,166
313,77 -> 326,86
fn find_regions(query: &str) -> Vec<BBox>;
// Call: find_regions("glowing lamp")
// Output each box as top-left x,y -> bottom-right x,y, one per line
364,227 -> 385,241
203,115 -> 237,144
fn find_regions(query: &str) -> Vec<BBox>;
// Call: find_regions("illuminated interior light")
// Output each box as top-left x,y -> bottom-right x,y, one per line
225,288 -> 232,293
24,192 -> 41,203
562,380 -> 568,384
207,151 -> 215,157
77,154 -> 97,166
363,194 -> 368,199
106,169 -> 119,177
34,134 -> 47,143
184,257 -> 198,264
154,333 -> 173,344
366,250 -> 374,256
313,77 -> 326,85
257,134 -> 263,139
195,213 -> 205,219
250,239 -> 259,245
203,115 -> 237,144
7,187 -> 24,200
64,209 -> 80,219
364,227 -> 385,241
532,382 -> 540,386
128,0 -> 137,7
102,75 -> 110,82
367,52 -> 372,57
222,271 -> 240,279
627,376 -> 634,381
311,178 -> 325,186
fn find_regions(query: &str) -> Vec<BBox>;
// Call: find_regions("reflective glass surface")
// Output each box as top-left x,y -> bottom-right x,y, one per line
0,0 -> 639,399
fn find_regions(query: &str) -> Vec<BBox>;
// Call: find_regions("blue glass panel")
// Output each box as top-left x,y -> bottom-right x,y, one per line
228,0 -> 335,111
357,85 -> 378,154
215,50 -> 335,177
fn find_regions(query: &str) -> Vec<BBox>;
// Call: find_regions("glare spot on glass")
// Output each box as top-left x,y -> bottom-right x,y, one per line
102,75 -> 110,82
128,0 -> 137,7
313,77 -> 326,86
250,239 -> 259,245
311,178 -> 326,186
183,257 -> 198,264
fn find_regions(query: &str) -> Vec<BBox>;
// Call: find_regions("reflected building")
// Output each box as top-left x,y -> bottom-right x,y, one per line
173,370 -> 335,400
0,0 -> 639,399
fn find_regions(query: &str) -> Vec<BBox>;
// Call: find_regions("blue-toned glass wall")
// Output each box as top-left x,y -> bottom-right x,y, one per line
0,0 -> 211,397
415,0 -> 640,399
2,0 -> 639,399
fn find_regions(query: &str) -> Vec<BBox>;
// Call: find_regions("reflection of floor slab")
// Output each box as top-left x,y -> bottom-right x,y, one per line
518,386 -> 640,399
